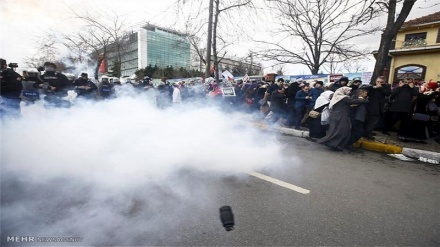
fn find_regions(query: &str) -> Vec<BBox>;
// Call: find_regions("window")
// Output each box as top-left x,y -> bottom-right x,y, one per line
405,32 -> 427,41
403,32 -> 427,47
394,64 -> 426,82
437,28 -> 440,43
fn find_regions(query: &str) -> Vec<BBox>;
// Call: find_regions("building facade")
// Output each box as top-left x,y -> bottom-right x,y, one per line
388,11 -> 440,83
106,25 -> 191,77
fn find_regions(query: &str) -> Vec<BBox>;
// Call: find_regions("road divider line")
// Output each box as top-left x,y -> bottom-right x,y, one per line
246,171 -> 310,194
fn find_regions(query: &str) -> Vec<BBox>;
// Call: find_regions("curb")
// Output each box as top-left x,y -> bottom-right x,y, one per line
353,140 -> 402,154
402,148 -> 440,164
245,121 -> 439,164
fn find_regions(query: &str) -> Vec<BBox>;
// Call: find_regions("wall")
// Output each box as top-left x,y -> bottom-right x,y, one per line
390,51 -> 440,82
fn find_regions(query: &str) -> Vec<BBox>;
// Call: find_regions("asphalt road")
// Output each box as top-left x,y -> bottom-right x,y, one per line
2,134 -> 440,246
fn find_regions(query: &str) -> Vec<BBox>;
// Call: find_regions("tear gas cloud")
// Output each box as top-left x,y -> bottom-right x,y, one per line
1,88 -> 297,245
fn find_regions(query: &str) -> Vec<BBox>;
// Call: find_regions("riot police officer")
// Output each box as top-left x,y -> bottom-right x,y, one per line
99,75 -> 114,99
33,62 -> 71,107
73,73 -> 98,100
1,58 -> 23,117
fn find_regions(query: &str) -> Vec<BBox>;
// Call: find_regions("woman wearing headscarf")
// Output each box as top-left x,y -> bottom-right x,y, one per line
318,87 -> 369,151
307,90 -> 334,140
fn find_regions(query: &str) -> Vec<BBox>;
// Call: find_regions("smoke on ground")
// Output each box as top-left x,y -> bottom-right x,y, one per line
1,91 -> 298,245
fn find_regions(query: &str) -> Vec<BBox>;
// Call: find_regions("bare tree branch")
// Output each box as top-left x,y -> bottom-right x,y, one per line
256,0 -> 379,74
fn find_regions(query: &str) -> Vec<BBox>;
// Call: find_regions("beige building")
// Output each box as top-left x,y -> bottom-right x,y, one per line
389,11 -> 440,83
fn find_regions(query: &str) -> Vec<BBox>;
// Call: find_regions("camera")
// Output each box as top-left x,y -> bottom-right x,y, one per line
8,63 -> 18,68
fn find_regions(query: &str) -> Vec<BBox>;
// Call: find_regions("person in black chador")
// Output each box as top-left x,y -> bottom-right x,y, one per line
73,73 -> 98,100
346,85 -> 370,152
0,58 -> 23,117
318,87 -> 369,151
33,62 -> 71,107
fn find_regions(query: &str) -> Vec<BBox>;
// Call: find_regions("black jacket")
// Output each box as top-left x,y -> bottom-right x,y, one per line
73,78 -> 98,96
285,82 -> 300,105
366,84 -> 391,115
1,68 -> 22,98
270,90 -> 287,113
389,85 -> 418,113
34,71 -> 70,96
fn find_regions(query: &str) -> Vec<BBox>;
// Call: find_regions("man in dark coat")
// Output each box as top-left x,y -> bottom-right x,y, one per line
363,76 -> 391,139
285,79 -> 301,127
293,83 -> 311,129
385,78 -> 418,135
268,84 -> 287,124
329,76 -> 349,92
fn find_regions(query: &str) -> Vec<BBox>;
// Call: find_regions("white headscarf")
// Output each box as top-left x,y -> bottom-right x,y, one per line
314,91 -> 334,110
329,86 -> 352,109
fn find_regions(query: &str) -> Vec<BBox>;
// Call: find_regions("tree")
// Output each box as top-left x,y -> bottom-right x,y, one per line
257,0 -> 379,75
63,8 -> 127,79
24,33 -> 59,69
108,59 -> 121,77
342,59 -> 368,73
276,66 -> 284,76
232,61 -> 248,76
63,29 -> 112,80
173,0 -> 255,80
370,0 -> 417,84
212,0 -> 253,83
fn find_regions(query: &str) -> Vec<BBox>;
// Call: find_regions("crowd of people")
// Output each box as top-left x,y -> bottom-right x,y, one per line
251,76 -> 440,151
1,59 -> 440,151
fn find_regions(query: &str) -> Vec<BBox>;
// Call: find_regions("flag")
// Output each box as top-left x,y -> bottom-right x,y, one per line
242,74 -> 249,83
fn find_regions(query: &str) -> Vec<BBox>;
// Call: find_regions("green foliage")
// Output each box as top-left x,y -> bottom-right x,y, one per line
109,60 -> 121,77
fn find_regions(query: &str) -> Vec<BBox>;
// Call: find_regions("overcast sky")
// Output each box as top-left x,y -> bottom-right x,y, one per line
1,0 -> 439,75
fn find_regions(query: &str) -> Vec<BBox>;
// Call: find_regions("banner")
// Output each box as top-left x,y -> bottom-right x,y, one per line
329,73 -> 344,83
221,87 -> 236,97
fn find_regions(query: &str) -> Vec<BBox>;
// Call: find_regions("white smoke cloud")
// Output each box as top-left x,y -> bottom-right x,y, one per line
1,90 -> 299,245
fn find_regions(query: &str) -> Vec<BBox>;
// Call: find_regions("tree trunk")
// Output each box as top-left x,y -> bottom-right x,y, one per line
371,32 -> 394,84
213,0 -> 220,84
95,57 -> 104,80
204,0 -> 214,80
371,0 -> 417,84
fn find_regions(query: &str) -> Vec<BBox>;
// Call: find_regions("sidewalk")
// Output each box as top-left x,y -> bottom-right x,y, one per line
244,120 -> 440,165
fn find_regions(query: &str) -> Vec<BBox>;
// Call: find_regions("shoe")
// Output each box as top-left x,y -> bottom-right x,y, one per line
363,135 -> 375,141
381,131 -> 390,136
326,144 -> 343,152
415,140 -> 428,144
305,136 -> 317,142
371,132 -> 377,136
346,146 -> 361,153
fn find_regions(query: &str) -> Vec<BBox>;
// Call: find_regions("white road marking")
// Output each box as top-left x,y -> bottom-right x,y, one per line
246,171 -> 310,194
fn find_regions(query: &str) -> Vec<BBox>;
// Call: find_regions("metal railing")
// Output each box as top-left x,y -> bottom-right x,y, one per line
401,38 -> 427,48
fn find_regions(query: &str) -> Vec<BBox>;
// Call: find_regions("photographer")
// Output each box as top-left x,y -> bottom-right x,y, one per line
1,58 -> 23,117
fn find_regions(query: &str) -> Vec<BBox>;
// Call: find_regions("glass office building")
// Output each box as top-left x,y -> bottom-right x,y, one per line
107,25 -> 191,77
